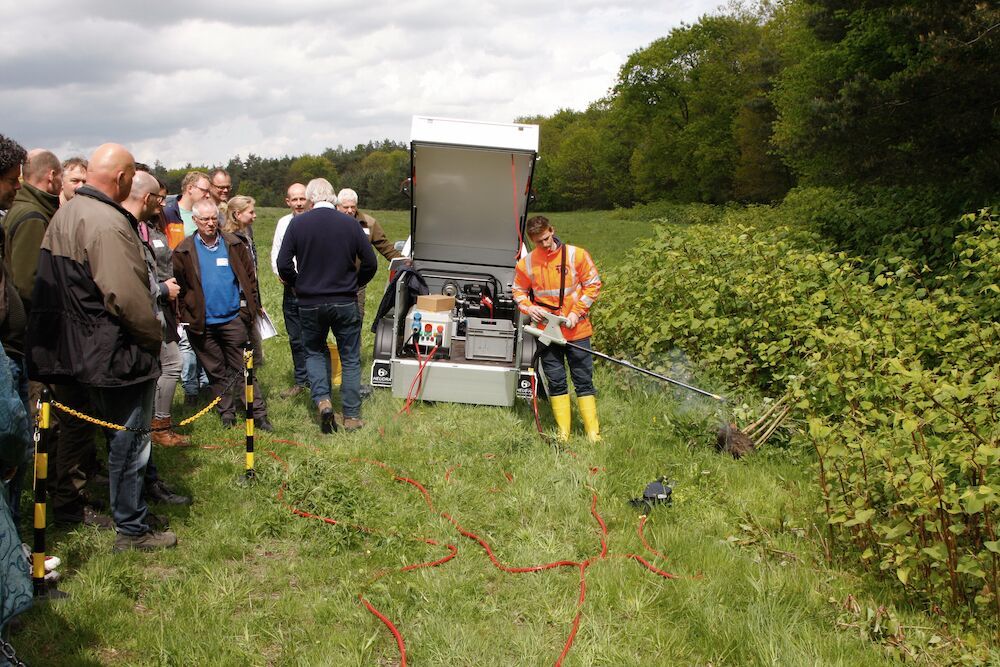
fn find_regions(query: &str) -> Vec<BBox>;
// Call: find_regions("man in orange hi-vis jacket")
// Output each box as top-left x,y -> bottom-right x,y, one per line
513,215 -> 602,441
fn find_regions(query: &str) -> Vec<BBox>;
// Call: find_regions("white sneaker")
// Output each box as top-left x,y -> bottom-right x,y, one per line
21,544 -> 61,572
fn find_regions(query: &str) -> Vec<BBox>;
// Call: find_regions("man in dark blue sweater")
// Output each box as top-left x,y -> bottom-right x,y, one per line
276,178 -> 377,432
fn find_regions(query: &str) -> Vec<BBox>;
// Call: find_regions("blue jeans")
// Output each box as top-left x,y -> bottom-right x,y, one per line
300,302 -> 362,418
282,286 -> 309,387
540,337 -> 595,397
89,379 -> 155,536
178,329 -> 209,397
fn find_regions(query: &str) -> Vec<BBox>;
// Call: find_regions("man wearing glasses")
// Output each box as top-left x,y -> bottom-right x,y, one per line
163,170 -> 210,237
208,169 -> 232,219
172,199 -> 273,432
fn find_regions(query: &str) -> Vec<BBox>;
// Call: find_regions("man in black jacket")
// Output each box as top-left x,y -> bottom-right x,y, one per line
276,178 -> 377,433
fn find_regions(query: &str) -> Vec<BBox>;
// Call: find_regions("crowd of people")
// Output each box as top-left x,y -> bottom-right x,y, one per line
0,134 -> 402,572
0,133 -> 604,644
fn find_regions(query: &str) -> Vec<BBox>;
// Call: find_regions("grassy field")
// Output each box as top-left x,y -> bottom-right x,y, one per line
13,208 -> 949,665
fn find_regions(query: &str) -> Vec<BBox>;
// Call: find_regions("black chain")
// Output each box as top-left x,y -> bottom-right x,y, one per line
0,637 -> 26,667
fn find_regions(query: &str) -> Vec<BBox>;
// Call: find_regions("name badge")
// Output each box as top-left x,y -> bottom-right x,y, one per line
152,239 -> 165,248
216,257 -> 229,267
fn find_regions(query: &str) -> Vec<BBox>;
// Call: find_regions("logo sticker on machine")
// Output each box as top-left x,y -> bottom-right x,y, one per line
371,361 -> 392,388
516,371 -> 534,399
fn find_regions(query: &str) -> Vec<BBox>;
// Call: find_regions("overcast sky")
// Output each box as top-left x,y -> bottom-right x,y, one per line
2,0 -> 724,168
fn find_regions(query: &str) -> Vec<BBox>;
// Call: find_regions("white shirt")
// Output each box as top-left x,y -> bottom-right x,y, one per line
271,213 -> 294,275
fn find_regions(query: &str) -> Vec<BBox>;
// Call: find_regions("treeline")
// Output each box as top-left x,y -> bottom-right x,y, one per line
521,0 -> 999,228
152,0 -> 998,229
152,140 -> 409,209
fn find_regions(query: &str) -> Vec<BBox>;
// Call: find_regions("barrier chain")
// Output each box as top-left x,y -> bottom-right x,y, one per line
0,637 -> 26,667
47,369 -> 243,434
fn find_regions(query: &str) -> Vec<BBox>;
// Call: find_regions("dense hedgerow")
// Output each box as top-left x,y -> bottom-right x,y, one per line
596,205 -> 1000,620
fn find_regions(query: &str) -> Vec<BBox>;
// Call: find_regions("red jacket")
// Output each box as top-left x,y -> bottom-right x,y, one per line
512,242 -> 601,341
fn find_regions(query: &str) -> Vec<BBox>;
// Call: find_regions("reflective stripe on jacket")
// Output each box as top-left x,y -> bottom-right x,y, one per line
512,242 -> 601,341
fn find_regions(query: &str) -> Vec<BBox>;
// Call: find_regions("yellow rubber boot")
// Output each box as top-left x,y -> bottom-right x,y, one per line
577,395 -> 601,442
550,394 -> 572,441
328,341 -> 342,388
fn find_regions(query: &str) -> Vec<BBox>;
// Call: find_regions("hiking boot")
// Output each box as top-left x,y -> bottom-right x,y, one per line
55,505 -> 114,530
343,417 -> 365,432
221,415 -> 238,428
150,417 -> 191,447
112,530 -> 178,553
255,417 -> 274,433
317,399 -> 335,434
184,393 -> 200,407
279,385 -> 307,399
146,479 -> 192,506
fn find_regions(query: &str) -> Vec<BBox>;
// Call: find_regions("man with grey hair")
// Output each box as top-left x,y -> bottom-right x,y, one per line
336,188 -> 401,322
172,198 -> 273,431
3,149 -> 62,314
277,178 -> 377,433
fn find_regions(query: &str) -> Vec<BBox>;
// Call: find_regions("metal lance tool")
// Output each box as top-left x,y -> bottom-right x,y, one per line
524,312 -> 725,402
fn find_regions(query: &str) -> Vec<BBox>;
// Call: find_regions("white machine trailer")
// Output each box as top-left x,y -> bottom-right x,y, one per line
370,116 -> 540,406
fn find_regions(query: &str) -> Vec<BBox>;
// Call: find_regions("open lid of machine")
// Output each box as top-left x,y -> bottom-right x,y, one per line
409,116 -> 539,269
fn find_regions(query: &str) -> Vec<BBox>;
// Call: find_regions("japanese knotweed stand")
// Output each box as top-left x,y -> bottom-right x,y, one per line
258,436 -> 688,666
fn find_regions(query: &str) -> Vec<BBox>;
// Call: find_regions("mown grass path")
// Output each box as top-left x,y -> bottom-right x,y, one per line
17,210 -> 908,665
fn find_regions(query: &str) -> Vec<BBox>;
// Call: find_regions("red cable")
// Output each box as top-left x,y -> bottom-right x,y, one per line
442,512 -> 579,574
394,475 -> 435,512
400,343 -> 438,414
590,493 -> 608,559
259,437 -> 685,663
530,374 -> 543,434
511,154 -> 522,258
638,515 -> 668,562
359,595 -> 407,666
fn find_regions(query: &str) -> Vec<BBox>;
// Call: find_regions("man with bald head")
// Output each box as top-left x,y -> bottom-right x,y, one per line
2,149 -> 62,314
28,143 -> 177,552
270,182 -> 311,397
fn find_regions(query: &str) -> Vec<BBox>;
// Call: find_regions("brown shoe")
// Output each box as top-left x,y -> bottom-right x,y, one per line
113,530 -> 178,553
343,417 -> 365,432
150,418 -> 191,447
317,399 -> 336,434
280,385 -> 307,399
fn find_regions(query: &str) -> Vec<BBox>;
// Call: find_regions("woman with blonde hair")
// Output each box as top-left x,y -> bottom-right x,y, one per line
225,194 -> 265,365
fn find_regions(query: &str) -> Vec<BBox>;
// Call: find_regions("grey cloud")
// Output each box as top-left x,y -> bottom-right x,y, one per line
3,0 -> 723,167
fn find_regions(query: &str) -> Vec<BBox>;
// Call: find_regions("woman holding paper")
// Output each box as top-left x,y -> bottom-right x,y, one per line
224,196 -> 273,361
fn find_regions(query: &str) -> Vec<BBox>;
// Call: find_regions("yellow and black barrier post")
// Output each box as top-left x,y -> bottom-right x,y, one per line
32,388 -> 52,597
244,343 -> 255,480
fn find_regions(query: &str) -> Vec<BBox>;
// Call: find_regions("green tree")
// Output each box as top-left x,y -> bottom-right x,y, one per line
287,155 -> 339,188
613,12 -> 775,203
771,0 -> 1000,197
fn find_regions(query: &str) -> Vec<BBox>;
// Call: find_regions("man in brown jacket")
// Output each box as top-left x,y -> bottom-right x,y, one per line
28,143 -> 176,552
336,188 -> 401,321
172,198 -> 272,431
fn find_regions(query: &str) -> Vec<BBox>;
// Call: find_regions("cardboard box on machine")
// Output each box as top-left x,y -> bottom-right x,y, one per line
416,294 -> 455,312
